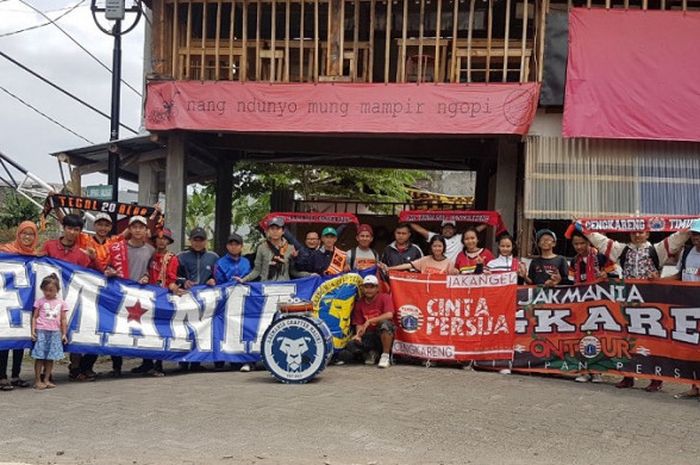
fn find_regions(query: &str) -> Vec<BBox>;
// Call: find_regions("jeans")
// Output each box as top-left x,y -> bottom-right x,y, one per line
0,349 -> 23,379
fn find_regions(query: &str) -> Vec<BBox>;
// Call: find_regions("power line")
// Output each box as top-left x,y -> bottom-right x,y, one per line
0,84 -> 94,144
16,0 -> 142,98
0,0 -> 84,38
0,49 -> 139,135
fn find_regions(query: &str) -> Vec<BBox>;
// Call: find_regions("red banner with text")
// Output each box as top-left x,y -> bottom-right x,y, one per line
145,81 -> 540,135
390,272 -> 517,361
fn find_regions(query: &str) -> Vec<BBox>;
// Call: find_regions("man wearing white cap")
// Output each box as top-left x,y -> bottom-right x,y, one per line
347,275 -> 395,368
103,215 -> 155,376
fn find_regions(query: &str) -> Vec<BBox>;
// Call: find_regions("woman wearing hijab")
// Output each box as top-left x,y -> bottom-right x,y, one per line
0,221 -> 39,391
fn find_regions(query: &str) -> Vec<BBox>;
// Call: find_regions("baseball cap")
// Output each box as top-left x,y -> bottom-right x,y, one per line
94,212 -> 113,224
362,275 -> 379,286
268,217 -> 285,228
536,229 -> 557,242
322,226 -> 338,237
154,227 -> 175,244
357,224 -> 374,235
227,232 -> 243,243
441,220 -> 457,227
690,218 -> 700,233
189,227 -> 207,240
129,215 -> 148,226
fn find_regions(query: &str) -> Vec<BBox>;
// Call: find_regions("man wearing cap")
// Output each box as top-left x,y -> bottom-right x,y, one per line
520,229 -> 569,287
242,217 -> 305,283
410,220 -> 486,261
379,222 -> 423,268
214,233 -> 252,284
129,227 -> 183,377
77,212 -> 123,272
346,275 -> 394,368
346,224 -> 379,271
176,227 -> 219,372
311,226 -> 347,276
103,215 -> 156,376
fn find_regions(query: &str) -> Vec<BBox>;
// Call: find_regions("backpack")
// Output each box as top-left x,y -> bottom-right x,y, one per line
619,245 -> 660,272
348,247 -> 379,270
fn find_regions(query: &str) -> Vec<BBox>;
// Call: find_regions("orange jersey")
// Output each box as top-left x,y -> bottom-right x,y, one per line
78,232 -> 121,272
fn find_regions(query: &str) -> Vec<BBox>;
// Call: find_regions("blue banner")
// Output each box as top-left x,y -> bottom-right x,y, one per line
0,255 -> 366,362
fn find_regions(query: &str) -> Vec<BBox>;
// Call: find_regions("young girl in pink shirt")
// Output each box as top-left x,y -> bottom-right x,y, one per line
31,274 -> 68,390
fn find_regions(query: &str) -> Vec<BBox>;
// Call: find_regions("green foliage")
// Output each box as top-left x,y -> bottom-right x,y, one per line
0,191 -> 40,230
187,164 -> 428,238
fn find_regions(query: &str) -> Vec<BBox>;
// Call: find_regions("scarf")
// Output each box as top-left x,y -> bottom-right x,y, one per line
0,221 -> 38,255
574,249 -> 599,284
266,239 -> 289,280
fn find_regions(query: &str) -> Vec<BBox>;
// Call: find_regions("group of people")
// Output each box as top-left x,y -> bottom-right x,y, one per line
1,211 -> 699,397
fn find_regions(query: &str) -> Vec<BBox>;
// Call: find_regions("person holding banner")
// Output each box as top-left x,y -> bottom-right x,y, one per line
665,218 -> 700,399
388,235 -> 457,275
569,231 -> 617,285
311,227 -> 347,276
486,233 -> 520,274
575,220 -> 689,391
103,216 -> 156,377
241,217 -> 304,284
410,220 -> 489,261
42,214 -> 96,382
379,223 -> 423,268
520,229 -> 568,287
347,275 -> 395,368
0,220 -> 39,391
454,227 -> 494,274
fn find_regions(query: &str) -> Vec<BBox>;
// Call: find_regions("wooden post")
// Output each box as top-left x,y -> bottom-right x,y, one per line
502,0 -> 511,82
384,0 -> 392,83
314,0 -> 320,80
138,161 -> 160,206
467,0 -> 475,82
369,0 -> 375,82
485,0 -> 493,82
418,0 -> 425,82
519,0 -> 528,82
166,132 -> 187,252
450,0 -> 459,82
214,156 -> 234,256
537,0 -> 547,82
327,0 -> 343,76
172,0 -> 179,77
435,0 -> 441,82
185,2 -> 192,78
242,0 -> 248,81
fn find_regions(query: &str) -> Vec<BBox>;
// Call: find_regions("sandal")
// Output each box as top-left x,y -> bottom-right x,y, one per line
34,383 -> 47,390
674,389 -> 699,399
11,378 -> 30,388
0,380 -> 14,391
644,380 -> 663,392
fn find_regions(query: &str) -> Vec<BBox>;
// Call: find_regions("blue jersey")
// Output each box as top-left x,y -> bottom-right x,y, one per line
214,254 -> 252,284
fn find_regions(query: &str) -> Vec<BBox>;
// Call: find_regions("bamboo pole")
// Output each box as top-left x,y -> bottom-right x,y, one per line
215,1 -> 222,80
255,0 -> 261,80
285,0 -> 291,81
519,0 -> 528,82
369,0 -> 376,82
435,0 -> 441,82
400,0 -> 407,82
242,0 -> 248,80
502,0 -> 511,81
384,0 -> 392,83
485,0 -> 493,82
300,0 -> 305,81
466,0 -> 475,82
418,0 -> 425,83
353,0 -> 360,80
185,2 -> 192,78
451,0 -> 458,82
201,0 -> 207,79
171,0 -> 178,77
314,0 -> 319,80
537,0 -> 547,82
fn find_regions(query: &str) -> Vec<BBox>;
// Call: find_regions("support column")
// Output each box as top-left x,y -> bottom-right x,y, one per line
137,161 -> 159,206
214,156 -> 234,256
493,138 -> 518,234
474,160 -> 491,211
165,132 -> 187,252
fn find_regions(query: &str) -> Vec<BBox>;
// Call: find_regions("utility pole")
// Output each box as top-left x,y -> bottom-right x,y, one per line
91,0 -> 143,215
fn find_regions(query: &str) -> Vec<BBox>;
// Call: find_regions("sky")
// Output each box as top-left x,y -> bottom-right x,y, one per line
0,0 -> 145,189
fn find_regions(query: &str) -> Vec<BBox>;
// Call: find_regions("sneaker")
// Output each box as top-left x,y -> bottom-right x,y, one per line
615,377 -> 634,389
575,374 -> 591,383
239,363 -> 252,372
378,353 -> 390,368
130,364 -> 152,374
499,368 -> 511,375
591,374 -> 603,383
364,351 -> 379,366
333,359 -> 345,366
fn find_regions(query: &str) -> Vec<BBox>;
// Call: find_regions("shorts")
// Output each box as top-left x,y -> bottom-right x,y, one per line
345,320 -> 395,356
31,330 -> 65,361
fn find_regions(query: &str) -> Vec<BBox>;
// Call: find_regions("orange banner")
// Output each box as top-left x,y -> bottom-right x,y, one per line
513,280 -> 700,384
390,272 -> 517,361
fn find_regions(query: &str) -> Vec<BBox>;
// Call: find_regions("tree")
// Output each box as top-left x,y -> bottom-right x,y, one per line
186,164 -> 428,241
0,191 -> 40,230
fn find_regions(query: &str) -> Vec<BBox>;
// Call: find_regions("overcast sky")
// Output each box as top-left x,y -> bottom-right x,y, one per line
0,0 -> 145,189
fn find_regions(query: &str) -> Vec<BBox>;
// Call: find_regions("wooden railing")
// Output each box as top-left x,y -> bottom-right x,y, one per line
150,0 -> 541,83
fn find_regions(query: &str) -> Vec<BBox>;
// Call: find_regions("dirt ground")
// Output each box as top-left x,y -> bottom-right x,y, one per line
1,358 -> 699,465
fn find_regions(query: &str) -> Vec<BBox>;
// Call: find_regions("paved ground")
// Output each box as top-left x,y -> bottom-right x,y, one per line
1,358 -> 699,465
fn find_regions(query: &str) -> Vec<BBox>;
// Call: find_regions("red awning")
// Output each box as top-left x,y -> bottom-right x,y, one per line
145,81 -> 539,136
563,8 -> 700,142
